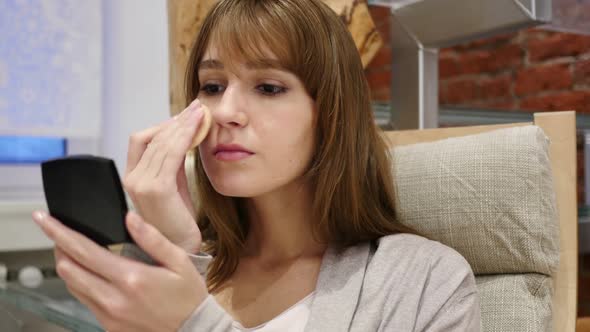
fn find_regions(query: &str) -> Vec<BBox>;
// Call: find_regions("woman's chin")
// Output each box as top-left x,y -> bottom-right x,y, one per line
209,178 -> 262,198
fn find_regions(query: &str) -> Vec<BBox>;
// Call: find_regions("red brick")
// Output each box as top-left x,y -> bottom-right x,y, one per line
368,5 -> 390,27
575,59 -> 590,85
480,75 -> 512,100
453,33 -> 514,51
486,44 -> 523,73
520,91 -> 590,113
487,100 -> 517,110
365,70 -> 391,91
458,44 -> 522,75
524,28 -> 558,42
375,17 -> 391,42
528,33 -> 590,62
440,79 -> 479,104
367,45 -> 392,69
471,99 -> 516,110
458,51 -> 490,75
371,87 -> 390,102
439,48 -> 456,57
439,57 -> 460,79
515,63 -> 573,96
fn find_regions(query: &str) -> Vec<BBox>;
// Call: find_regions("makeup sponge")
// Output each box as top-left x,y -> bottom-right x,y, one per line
190,104 -> 212,149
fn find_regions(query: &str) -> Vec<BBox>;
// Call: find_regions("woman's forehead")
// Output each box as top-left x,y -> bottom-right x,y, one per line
200,44 -> 289,73
202,43 -> 278,62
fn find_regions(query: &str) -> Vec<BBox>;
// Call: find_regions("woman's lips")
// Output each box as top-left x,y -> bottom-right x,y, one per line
215,150 -> 254,161
213,144 -> 254,161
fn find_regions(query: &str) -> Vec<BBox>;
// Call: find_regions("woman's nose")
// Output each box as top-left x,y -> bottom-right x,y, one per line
212,86 -> 248,128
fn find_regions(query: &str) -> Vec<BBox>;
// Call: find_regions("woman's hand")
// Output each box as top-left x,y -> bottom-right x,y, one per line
32,210 -> 208,332
123,99 -> 204,253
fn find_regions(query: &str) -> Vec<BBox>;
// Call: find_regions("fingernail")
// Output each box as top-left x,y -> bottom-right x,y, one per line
32,211 -> 47,225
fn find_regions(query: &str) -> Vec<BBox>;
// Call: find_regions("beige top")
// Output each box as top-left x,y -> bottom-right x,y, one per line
181,234 -> 482,332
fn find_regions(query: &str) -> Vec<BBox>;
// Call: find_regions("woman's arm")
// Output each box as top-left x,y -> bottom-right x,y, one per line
409,245 -> 481,332
376,237 -> 482,332
416,287 -> 480,331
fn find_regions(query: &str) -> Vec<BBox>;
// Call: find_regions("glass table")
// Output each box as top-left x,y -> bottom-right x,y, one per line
0,277 -> 102,332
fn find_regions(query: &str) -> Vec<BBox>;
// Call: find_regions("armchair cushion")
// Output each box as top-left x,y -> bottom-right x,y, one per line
390,125 -> 559,276
476,274 -> 552,332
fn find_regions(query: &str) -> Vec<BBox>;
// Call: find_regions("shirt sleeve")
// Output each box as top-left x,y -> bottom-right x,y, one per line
418,288 -> 481,331
176,253 -> 237,331
187,252 -> 213,279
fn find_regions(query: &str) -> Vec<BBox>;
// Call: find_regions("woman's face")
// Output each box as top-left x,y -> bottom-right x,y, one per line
197,45 -> 316,197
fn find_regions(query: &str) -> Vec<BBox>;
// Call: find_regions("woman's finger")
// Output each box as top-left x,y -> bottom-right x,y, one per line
140,116 -> 184,179
33,211 -> 134,284
125,212 -> 189,274
55,251 -> 117,311
158,107 -> 204,182
125,121 -> 171,176
126,99 -> 200,177
127,111 -> 182,180
129,136 -> 164,181
147,101 -> 203,178
64,279 -> 120,332
133,101 -> 198,180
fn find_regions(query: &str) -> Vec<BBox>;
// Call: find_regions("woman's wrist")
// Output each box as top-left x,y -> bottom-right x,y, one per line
175,227 -> 202,254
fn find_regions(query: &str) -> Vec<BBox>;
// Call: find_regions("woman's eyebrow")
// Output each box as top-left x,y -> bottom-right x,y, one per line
245,59 -> 287,72
198,59 -> 223,70
198,58 -> 289,72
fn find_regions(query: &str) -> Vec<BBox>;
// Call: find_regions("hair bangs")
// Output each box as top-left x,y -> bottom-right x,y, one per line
206,1 -> 297,76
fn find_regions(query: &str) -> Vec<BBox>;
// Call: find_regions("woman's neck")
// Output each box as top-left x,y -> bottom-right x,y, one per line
242,181 -> 326,265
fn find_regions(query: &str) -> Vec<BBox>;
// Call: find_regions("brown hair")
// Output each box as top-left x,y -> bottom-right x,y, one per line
184,0 -> 415,291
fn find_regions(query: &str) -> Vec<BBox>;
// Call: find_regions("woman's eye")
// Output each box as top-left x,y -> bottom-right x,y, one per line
257,84 -> 287,96
200,84 -> 225,95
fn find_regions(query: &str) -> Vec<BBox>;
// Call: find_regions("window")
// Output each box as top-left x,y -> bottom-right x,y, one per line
0,136 -> 66,164
0,0 -> 169,251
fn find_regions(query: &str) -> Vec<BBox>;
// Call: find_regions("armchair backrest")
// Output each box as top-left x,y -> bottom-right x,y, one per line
384,111 -> 577,331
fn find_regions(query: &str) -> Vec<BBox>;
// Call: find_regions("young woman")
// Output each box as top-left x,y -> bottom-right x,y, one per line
33,0 -> 481,331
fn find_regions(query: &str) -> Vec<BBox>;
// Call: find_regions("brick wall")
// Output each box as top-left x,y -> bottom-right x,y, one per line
439,30 -> 590,113
366,5 -> 590,112
365,6 -> 392,103
366,6 -> 590,206
366,4 -> 590,318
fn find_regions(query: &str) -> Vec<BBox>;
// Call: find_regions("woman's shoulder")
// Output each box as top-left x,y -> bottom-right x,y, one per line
374,233 -> 472,272
368,233 -> 476,291
356,234 -> 481,330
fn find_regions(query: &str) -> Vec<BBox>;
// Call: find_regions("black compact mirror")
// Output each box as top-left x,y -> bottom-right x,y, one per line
41,155 -> 132,246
